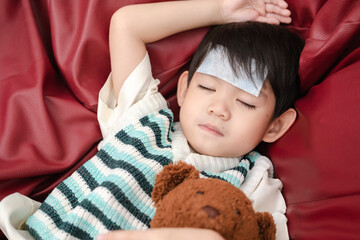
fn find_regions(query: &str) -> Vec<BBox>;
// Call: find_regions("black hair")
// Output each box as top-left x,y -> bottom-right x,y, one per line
188,21 -> 304,118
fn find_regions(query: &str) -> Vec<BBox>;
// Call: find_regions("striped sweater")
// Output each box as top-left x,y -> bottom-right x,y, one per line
26,93 -> 259,240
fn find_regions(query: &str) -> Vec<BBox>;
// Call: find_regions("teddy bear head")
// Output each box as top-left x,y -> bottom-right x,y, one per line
150,162 -> 276,240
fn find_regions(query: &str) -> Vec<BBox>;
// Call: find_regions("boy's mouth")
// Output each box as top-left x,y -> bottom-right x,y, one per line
198,124 -> 224,136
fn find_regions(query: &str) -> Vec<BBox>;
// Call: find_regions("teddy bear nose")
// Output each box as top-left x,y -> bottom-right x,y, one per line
202,206 -> 220,219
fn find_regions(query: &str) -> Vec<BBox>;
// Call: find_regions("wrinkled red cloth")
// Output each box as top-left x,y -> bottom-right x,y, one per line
264,0 -> 360,239
1,0 -> 359,239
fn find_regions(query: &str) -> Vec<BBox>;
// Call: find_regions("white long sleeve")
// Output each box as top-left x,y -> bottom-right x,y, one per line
97,52 -> 160,148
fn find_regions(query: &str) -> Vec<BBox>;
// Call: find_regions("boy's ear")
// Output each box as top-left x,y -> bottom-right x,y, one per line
262,108 -> 297,143
177,71 -> 189,107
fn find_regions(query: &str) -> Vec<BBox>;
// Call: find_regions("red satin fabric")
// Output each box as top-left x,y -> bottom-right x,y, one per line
263,0 -> 360,239
1,0 -> 359,239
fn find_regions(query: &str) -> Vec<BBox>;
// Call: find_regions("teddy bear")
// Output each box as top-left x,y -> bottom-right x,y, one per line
150,161 -> 276,240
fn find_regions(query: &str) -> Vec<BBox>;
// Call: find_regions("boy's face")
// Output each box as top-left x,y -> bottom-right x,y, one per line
177,71 -> 277,158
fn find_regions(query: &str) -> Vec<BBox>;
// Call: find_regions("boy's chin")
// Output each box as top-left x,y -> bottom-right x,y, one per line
190,143 -> 240,158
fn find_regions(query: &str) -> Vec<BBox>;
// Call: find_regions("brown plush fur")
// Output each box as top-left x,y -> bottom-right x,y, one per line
150,162 -> 276,240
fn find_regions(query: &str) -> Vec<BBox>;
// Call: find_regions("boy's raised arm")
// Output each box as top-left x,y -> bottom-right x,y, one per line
109,0 -> 291,99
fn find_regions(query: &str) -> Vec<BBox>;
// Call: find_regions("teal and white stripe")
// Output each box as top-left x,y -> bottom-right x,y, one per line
27,108 -> 174,239
200,153 -> 257,188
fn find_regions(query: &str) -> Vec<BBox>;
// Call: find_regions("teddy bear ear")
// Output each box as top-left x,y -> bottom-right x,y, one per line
256,212 -> 276,240
151,161 -> 200,205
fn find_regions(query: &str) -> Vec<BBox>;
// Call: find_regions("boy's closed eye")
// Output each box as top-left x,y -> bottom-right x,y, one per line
236,99 -> 256,110
198,84 -> 215,92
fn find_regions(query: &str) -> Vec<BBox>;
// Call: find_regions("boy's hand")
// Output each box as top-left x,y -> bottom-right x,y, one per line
98,228 -> 225,240
221,0 -> 291,24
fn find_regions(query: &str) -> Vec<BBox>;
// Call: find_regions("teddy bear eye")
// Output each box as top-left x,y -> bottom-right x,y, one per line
235,210 -> 241,216
197,191 -> 204,195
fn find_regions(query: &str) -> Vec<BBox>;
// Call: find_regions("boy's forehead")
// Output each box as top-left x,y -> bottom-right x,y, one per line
196,46 -> 267,97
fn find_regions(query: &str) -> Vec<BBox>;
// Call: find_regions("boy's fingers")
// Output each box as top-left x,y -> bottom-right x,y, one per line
252,0 -> 266,15
265,4 -> 291,16
256,16 -> 280,25
232,9 -> 259,22
266,12 -> 292,24
98,228 -> 225,240
265,0 -> 288,8
98,231 -> 146,240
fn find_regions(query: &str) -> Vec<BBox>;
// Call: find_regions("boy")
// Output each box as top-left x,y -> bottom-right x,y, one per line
0,0 -> 302,239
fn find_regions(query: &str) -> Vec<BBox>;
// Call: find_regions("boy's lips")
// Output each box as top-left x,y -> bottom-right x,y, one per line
198,123 -> 224,136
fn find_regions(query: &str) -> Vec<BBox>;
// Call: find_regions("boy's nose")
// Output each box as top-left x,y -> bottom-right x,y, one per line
208,101 -> 230,120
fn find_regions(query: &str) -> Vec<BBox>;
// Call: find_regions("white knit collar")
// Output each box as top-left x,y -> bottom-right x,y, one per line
171,122 -> 242,173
